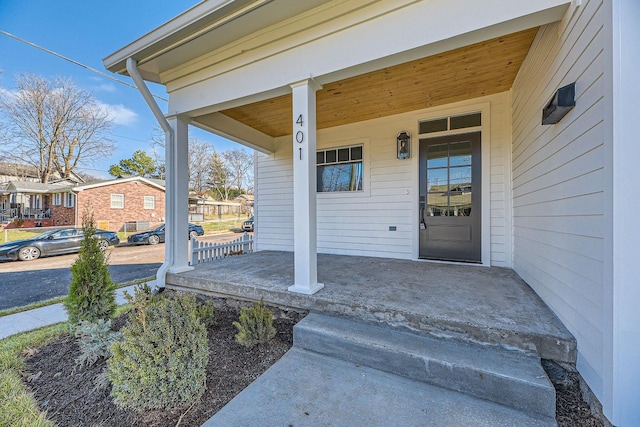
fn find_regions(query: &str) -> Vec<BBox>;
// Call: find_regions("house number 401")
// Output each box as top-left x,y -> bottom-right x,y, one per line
296,114 -> 304,160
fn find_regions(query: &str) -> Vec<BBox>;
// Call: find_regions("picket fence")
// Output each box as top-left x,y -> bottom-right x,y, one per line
190,232 -> 254,265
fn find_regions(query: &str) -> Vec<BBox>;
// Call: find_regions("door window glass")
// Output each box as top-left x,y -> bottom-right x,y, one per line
426,142 -> 473,216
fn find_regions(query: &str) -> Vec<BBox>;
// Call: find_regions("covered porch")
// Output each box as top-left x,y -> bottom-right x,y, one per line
167,251 -> 575,364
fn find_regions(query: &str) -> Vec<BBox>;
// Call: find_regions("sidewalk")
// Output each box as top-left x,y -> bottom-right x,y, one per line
0,283 -> 152,340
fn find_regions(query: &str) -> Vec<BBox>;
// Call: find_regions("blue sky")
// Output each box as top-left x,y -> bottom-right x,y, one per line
0,0 -> 240,178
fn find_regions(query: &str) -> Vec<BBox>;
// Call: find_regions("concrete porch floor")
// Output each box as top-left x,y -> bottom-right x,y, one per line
167,251 -> 575,364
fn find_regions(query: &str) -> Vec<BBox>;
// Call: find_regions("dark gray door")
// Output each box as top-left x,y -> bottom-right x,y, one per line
419,132 -> 481,262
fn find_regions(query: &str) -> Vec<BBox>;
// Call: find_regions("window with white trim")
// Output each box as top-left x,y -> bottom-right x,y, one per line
64,193 -> 75,208
53,193 -> 62,206
111,194 -> 125,209
316,145 -> 363,192
143,195 -> 155,210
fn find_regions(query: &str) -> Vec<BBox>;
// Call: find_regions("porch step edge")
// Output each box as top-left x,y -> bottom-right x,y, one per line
294,313 -> 556,419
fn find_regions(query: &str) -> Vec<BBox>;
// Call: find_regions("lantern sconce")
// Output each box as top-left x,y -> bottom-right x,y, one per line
542,82 -> 575,125
397,131 -> 411,159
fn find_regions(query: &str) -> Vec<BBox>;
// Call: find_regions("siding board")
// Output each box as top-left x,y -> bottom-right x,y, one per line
511,0 -> 606,404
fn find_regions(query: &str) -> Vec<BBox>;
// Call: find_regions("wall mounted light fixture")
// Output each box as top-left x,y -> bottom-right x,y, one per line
397,131 -> 411,159
542,82 -> 576,125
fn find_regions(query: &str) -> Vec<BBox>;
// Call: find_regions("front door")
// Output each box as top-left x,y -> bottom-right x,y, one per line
419,132 -> 481,262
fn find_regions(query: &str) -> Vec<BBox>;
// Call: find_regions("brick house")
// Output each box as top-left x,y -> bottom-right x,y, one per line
72,176 -> 166,232
3,176 -> 166,231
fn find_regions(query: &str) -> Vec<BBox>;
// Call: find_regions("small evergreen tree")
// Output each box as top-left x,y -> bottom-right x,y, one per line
64,209 -> 116,324
108,292 -> 209,411
233,298 -> 276,347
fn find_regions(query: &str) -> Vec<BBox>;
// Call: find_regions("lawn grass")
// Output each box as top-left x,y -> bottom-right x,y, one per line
0,324 -> 66,427
200,218 -> 246,234
0,306 -> 131,427
0,229 -> 41,244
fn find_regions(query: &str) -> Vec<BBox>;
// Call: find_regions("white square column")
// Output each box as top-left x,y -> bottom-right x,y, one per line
165,115 -> 193,275
288,79 -> 324,295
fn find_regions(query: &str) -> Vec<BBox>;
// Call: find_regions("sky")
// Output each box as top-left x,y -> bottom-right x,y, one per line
0,0 -> 242,179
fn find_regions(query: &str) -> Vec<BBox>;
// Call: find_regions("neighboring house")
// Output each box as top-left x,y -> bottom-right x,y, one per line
0,162 -> 85,224
233,194 -> 254,216
5,180 -> 77,225
73,176 -> 166,232
104,1 -> 639,424
188,194 -> 242,215
2,176 -> 166,232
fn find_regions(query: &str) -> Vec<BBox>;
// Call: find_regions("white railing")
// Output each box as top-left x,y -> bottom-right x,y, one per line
0,208 -> 19,223
190,232 -> 254,265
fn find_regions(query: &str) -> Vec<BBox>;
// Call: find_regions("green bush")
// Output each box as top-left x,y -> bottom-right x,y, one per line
74,319 -> 122,368
233,298 -> 276,347
64,209 -> 116,324
107,292 -> 209,411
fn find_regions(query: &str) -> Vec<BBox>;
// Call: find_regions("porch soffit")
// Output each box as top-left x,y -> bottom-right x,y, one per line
206,27 -> 538,138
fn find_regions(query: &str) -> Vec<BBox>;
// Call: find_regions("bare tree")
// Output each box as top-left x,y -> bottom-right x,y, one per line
149,126 -> 166,179
222,148 -> 253,195
188,138 -> 212,193
0,74 -> 115,183
149,128 -> 212,190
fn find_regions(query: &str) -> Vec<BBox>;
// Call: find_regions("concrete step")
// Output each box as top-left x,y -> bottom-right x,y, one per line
294,313 -> 556,420
205,348 -> 556,427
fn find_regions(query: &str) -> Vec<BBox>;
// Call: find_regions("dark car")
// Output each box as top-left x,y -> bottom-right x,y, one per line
242,216 -> 254,232
0,228 -> 120,261
127,223 -> 204,245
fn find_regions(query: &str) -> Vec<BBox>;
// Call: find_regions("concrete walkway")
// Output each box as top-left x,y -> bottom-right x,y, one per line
0,283 -> 150,340
205,348 -> 555,427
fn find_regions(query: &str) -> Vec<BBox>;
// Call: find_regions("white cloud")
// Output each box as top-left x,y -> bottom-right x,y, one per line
0,85 -> 17,100
96,101 -> 138,126
93,83 -> 117,93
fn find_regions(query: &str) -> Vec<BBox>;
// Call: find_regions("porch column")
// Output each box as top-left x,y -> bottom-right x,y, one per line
288,79 -> 324,294
164,115 -> 192,275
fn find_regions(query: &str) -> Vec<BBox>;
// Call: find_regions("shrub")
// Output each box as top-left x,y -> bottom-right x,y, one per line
74,319 -> 122,368
233,298 -> 276,347
64,209 -> 116,324
107,292 -> 209,411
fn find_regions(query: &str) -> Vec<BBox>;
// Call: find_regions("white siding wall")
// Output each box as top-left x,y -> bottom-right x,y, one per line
256,92 -> 512,266
511,0 -> 606,404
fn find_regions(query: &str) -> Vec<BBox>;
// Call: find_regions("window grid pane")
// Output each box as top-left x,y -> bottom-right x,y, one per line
111,194 -> 124,209
317,145 -> 364,192
143,196 -> 155,210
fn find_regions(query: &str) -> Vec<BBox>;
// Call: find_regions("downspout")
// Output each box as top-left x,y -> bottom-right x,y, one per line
126,57 -> 172,288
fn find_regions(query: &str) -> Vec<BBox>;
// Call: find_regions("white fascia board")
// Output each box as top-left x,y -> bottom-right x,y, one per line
103,0 -> 245,78
74,177 -> 165,192
165,0 -> 570,116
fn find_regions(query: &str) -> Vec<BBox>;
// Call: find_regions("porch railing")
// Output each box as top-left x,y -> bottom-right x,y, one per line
0,208 -> 19,223
190,232 -> 254,265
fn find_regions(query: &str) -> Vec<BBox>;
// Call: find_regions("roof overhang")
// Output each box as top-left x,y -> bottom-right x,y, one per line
103,0 -> 331,83
74,177 -> 166,192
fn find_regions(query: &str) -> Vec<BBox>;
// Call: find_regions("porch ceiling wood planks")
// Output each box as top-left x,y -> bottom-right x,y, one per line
217,28 -> 538,138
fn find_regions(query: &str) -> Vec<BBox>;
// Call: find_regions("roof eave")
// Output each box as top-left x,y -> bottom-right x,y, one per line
102,0 -> 257,83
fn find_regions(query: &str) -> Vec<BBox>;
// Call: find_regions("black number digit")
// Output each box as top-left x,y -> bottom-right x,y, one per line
296,131 -> 304,143
296,114 -> 303,126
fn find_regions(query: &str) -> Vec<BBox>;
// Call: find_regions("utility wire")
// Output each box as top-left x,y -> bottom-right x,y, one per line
0,29 -> 168,102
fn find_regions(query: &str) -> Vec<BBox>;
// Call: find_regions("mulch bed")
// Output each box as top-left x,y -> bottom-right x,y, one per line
23,299 -> 305,427
21,299 -> 604,426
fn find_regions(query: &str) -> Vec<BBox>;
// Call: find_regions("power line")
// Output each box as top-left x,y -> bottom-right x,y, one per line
0,29 -> 168,102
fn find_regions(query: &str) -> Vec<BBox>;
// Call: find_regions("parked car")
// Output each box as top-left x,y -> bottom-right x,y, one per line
127,223 -> 204,245
242,216 -> 254,232
0,228 -> 120,261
